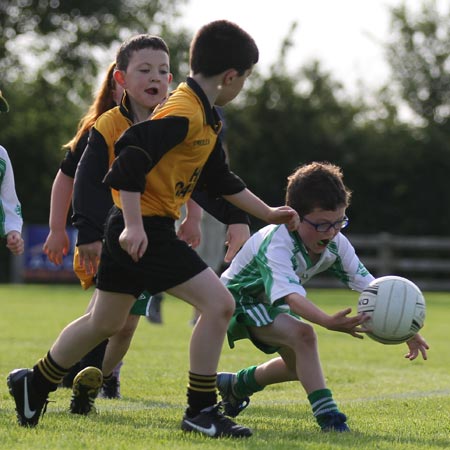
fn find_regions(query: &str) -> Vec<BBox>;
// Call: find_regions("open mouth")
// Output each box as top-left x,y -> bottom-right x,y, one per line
317,239 -> 330,247
146,87 -> 159,95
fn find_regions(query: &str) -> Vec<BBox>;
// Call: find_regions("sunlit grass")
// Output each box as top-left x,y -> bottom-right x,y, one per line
0,284 -> 448,449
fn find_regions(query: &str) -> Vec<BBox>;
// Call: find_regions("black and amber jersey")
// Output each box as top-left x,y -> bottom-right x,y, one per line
73,83 -> 248,245
105,77 -> 246,220
72,95 -> 134,245
59,131 -> 89,178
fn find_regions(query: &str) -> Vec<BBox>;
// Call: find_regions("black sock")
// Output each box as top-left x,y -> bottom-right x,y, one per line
186,372 -> 217,416
79,339 -> 108,370
33,351 -> 69,397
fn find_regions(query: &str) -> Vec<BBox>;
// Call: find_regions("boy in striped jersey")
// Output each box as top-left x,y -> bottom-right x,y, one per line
218,161 -> 429,432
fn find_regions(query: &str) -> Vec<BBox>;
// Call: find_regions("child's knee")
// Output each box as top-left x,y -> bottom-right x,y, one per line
117,315 -> 139,339
91,314 -> 126,338
204,291 -> 235,320
291,322 -> 317,347
221,292 -> 235,320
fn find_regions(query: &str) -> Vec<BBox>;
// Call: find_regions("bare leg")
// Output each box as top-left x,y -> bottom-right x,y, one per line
167,268 -> 234,374
250,314 -> 326,394
102,314 -> 140,375
50,290 -> 135,368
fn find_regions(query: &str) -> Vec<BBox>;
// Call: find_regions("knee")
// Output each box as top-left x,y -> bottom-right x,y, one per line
219,292 -> 235,321
117,316 -> 139,340
291,322 -> 317,348
203,291 -> 235,321
91,314 -> 126,338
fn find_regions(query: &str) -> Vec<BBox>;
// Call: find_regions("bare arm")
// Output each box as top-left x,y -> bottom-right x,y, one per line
285,292 -> 369,339
43,170 -> 73,265
224,188 -> 299,229
118,190 -> 147,262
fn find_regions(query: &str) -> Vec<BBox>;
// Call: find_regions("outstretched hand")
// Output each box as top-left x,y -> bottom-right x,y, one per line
326,307 -> 371,339
405,333 -> 429,361
267,206 -> 299,231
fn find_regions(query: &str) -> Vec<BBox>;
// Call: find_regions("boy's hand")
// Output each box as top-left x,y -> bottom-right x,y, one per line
6,230 -> 24,255
177,216 -> 201,249
405,333 -> 429,361
43,230 -> 70,265
78,241 -> 102,275
119,226 -> 147,262
267,206 -> 299,231
326,307 -> 371,339
224,223 -> 250,262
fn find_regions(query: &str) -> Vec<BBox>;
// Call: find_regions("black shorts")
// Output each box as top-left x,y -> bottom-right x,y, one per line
96,206 -> 208,298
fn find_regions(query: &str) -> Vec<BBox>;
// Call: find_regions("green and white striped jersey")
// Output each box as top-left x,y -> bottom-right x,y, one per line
0,145 -> 22,238
221,224 -> 374,308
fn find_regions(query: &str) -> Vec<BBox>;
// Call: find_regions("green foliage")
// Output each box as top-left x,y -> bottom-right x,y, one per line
225,1 -> 450,235
1,76 -> 80,224
386,0 -> 450,125
226,63 -> 360,209
1,0 -> 450,277
0,0 -> 190,92
0,285 -> 448,449
0,0 -> 191,226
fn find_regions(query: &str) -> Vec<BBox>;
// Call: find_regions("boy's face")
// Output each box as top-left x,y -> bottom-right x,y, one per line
297,207 -> 347,256
215,68 -> 253,106
115,48 -> 172,112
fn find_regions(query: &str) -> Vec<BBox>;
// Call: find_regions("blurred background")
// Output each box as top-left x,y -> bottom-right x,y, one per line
0,0 -> 449,288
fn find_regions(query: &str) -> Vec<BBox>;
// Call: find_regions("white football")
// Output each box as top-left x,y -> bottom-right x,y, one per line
357,275 -> 426,345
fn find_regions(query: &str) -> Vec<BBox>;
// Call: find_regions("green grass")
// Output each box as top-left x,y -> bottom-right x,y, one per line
0,284 -> 449,449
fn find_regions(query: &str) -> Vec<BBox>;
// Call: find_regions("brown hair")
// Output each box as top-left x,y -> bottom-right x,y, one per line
64,62 -> 118,151
190,20 -> 259,76
115,34 -> 169,71
285,161 -> 352,216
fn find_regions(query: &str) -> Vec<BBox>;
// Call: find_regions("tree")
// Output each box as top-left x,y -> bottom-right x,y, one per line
225,62 -> 364,229
386,0 -> 450,126
0,0 -> 191,223
0,0 -> 190,96
0,0 -> 191,280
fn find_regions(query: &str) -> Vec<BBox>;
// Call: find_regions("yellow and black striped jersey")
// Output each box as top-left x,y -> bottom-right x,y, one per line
105,77 -> 246,220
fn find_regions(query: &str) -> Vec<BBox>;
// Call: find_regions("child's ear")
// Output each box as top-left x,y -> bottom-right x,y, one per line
223,69 -> 239,85
114,69 -> 126,87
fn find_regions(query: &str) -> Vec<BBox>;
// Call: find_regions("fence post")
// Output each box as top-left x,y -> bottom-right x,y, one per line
378,232 -> 393,276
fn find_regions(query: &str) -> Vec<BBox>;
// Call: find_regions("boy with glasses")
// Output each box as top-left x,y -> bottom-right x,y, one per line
217,161 -> 429,432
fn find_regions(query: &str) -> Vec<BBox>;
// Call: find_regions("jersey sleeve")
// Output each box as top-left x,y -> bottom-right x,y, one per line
326,233 -> 375,291
195,138 -> 246,197
72,128 -> 113,245
59,132 -> 89,178
104,117 -> 189,192
0,146 -> 23,236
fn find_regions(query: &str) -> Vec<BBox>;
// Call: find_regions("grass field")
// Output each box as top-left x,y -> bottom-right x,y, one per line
0,284 -> 449,449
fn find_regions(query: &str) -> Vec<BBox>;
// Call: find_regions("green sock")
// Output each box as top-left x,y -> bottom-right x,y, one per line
233,365 -> 264,398
307,388 -> 339,427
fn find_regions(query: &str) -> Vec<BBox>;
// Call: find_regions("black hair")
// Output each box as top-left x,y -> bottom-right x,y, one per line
190,20 -> 259,76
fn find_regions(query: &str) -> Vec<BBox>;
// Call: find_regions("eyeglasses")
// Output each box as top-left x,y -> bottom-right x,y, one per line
300,215 -> 349,233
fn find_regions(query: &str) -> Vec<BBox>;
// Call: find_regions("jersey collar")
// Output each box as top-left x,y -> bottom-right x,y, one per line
186,77 -> 218,130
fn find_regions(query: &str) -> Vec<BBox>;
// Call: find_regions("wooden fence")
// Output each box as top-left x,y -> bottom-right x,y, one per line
308,232 -> 450,292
